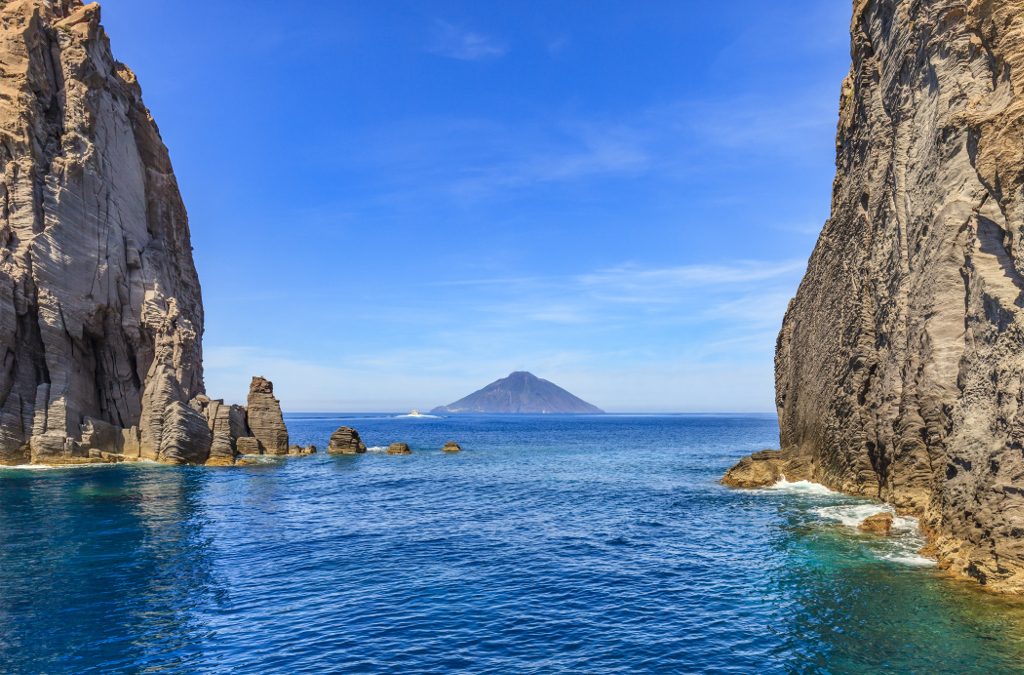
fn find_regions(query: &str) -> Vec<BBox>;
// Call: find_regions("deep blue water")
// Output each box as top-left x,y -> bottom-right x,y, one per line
2,414 -> 1024,674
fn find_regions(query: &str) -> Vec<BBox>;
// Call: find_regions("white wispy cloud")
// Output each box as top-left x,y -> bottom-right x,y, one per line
429,21 -> 508,61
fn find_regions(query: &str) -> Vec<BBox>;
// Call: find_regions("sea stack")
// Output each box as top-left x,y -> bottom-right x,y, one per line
245,377 -> 289,456
327,426 -> 367,455
726,1 -> 1024,593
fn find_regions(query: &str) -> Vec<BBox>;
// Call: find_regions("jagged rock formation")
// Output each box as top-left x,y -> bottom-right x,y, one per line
243,376 -> 289,456
0,2 -> 302,468
432,371 -> 604,414
728,0 -> 1024,593
0,0 -> 205,464
327,426 -> 366,455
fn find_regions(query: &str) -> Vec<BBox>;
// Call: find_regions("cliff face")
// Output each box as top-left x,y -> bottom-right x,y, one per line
771,0 -> 1024,592
0,0 -> 209,464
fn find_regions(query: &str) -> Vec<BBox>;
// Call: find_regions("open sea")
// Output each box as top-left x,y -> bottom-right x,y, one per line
2,413 -> 1024,673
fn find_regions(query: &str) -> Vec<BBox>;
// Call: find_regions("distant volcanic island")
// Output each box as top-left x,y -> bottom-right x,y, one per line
432,372 -> 604,415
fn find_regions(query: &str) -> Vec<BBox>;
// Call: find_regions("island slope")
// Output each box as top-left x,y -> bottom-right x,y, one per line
433,372 -> 604,414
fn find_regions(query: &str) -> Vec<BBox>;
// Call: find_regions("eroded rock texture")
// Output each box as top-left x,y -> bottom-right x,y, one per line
246,376 -> 289,455
0,0 -> 205,464
767,0 -> 1024,593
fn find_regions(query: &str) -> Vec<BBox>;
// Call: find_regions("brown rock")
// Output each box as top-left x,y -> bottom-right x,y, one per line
387,442 -> 412,455
442,441 -> 462,453
236,437 -> 262,456
859,513 -> 894,536
721,449 -> 810,489
246,377 -> 289,456
773,0 -> 1024,593
289,444 -> 317,456
327,427 -> 367,455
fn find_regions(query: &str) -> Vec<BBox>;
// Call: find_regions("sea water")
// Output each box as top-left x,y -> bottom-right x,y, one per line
1,414 -> 1024,673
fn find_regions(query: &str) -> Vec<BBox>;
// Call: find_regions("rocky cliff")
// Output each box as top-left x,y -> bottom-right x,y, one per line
0,1 -> 293,467
729,0 -> 1024,594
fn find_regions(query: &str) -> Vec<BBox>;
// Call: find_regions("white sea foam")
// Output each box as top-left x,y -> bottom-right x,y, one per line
814,503 -> 894,528
367,446 -> 389,453
394,414 -> 441,419
762,477 -> 839,496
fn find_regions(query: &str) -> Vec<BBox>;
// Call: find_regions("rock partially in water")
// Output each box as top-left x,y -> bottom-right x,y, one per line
442,441 -> 462,453
236,437 -> 262,456
859,513 -> 894,536
721,450 -> 810,489
770,0 -> 1024,593
246,377 -> 289,456
0,2 -> 206,465
388,443 -> 412,455
327,427 -> 367,455
290,444 -> 317,456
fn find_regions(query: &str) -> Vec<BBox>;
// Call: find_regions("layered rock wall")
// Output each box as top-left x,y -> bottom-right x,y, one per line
0,1 -> 299,468
767,0 -> 1024,593
0,0 -> 206,464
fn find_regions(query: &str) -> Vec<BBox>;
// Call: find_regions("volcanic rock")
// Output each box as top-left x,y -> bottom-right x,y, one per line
727,0 -> 1024,593
327,426 -> 367,455
721,450 -> 810,489
859,513 -> 894,537
236,437 -> 262,456
0,1 -> 206,464
289,444 -> 317,456
246,377 -> 289,456
442,441 -> 462,453
387,442 -> 412,455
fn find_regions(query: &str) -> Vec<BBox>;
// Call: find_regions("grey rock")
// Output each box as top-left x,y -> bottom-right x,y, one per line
726,0 -> 1024,594
0,2 -> 204,465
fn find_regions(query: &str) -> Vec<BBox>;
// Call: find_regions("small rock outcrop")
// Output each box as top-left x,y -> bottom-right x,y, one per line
859,513 -> 894,536
387,443 -> 412,455
246,377 -> 289,456
327,427 -> 367,455
720,450 -> 809,489
442,441 -> 462,453
289,444 -> 317,456
726,1 -> 1024,593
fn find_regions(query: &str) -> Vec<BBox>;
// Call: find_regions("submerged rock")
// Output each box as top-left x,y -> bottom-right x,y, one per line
442,441 -> 462,453
387,443 -> 412,455
289,444 -> 317,456
859,513 -> 894,536
327,427 -> 367,455
721,450 -> 810,489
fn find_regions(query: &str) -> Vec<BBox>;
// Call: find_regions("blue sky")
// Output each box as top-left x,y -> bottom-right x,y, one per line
99,0 -> 850,412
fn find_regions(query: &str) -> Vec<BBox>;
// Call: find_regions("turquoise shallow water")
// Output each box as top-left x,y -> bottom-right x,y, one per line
2,413 -> 1024,673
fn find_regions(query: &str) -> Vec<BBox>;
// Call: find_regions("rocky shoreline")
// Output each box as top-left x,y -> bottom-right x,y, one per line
718,0 -> 1024,596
